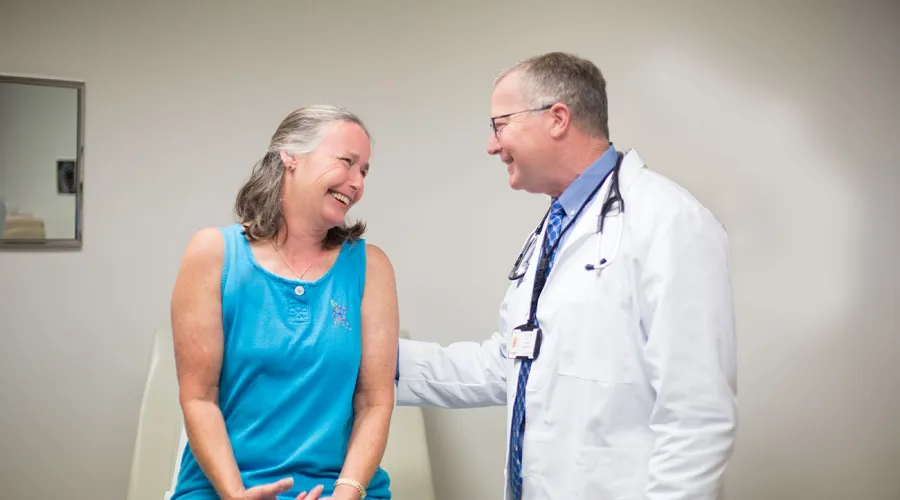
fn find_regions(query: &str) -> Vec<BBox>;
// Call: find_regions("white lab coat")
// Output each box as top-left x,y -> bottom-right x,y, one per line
397,149 -> 737,500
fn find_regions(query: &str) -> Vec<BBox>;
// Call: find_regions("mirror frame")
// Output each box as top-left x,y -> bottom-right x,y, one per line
0,74 -> 85,250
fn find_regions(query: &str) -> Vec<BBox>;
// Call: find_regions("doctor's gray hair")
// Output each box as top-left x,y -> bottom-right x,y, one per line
495,51 -> 610,139
234,105 -> 371,249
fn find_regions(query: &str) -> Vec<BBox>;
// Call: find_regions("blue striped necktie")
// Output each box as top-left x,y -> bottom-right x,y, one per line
508,198 -> 565,500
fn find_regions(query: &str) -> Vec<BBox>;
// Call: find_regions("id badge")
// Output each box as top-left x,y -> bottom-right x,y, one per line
508,325 -> 543,360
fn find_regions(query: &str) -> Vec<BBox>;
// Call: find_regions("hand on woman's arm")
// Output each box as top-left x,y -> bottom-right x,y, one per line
171,228 -> 297,500
333,244 -> 399,500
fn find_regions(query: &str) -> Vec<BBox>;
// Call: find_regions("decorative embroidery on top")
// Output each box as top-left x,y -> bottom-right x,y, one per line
330,299 -> 350,330
287,302 -> 310,325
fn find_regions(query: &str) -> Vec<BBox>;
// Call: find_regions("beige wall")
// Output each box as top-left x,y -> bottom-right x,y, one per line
1,1 -> 898,499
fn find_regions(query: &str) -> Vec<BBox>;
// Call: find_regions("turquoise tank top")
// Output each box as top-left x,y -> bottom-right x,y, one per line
172,224 -> 391,499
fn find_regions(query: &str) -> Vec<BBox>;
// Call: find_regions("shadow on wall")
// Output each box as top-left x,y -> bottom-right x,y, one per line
624,14 -> 900,499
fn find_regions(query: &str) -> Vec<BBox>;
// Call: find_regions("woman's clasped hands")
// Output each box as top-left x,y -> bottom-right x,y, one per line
228,477 -> 333,500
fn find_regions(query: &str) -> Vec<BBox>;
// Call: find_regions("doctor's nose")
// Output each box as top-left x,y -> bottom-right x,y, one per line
487,133 -> 502,156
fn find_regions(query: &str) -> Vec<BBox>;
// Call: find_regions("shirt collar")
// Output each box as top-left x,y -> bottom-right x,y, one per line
556,144 -> 618,217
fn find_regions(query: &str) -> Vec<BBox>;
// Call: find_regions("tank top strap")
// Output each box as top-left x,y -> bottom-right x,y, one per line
218,223 -> 248,291
339,238 -> 368,299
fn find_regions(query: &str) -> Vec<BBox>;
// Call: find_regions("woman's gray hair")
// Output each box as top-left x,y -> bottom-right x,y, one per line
234,105 -> 371,249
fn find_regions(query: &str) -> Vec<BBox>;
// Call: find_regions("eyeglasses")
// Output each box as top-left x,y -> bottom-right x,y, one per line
490,104 -> 553,137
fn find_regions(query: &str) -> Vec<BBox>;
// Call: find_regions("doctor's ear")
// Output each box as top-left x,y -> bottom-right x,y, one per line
547,103 -> 572,139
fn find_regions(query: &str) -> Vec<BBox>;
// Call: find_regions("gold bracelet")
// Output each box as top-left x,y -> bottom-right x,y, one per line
334,477 -> 366,499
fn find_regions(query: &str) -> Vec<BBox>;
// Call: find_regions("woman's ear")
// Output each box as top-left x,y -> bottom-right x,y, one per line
279,151 -> 296,170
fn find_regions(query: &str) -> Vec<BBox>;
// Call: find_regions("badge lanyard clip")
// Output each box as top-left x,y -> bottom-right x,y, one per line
509,247 -> 553,360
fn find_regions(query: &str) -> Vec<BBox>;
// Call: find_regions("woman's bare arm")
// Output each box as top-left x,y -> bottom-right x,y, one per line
333,244 -> 399,499
172,228 -> 287,500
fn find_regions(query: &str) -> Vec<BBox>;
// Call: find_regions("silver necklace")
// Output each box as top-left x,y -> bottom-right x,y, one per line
273,242 -> 319,280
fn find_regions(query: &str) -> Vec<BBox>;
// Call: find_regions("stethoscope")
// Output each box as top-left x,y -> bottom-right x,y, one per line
507,151 -> 625,282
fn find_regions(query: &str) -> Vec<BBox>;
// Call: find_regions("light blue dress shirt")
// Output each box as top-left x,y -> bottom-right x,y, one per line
552,143 -> 618,249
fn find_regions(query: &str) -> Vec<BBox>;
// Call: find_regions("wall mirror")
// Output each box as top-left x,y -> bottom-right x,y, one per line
0,75 -> 84,249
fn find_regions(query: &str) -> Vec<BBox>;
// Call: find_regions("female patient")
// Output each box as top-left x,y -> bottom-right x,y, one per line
169,105 -> 398,500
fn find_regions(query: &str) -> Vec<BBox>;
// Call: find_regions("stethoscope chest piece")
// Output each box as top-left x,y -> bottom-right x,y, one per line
584,258 -> 607,271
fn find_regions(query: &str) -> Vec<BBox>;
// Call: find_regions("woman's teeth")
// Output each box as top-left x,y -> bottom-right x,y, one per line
329,191 -> 350,205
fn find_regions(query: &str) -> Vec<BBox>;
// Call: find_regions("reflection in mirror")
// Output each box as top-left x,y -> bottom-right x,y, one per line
0,75 -> 84,248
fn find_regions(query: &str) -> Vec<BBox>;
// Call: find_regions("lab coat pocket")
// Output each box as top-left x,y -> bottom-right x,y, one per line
556,309 -> 633,384
520,432 -> 574,499
552,255 -> 636,384
575,446 -> 644,499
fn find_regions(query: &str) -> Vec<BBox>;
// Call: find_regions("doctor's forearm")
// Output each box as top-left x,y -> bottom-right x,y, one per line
396,336 -> 508,408
646,404 -> 737,499
644,328 -> 737,498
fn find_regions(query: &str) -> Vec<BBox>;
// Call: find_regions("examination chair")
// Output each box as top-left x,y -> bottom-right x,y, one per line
125,325 -> 437,500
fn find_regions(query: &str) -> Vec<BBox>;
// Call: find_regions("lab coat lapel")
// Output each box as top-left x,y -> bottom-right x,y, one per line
554,186 -> 608,263
509,223 -> 546,322
552,149 -> 645,270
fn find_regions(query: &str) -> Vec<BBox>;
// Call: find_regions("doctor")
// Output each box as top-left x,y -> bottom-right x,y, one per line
395,51 -> 738,499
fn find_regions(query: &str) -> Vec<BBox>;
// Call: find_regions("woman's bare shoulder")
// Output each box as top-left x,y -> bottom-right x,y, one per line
364,243 -> 393,271
174,227 -> 226,281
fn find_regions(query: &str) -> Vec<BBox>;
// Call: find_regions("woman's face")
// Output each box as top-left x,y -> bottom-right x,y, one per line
281,121 -> 371,230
